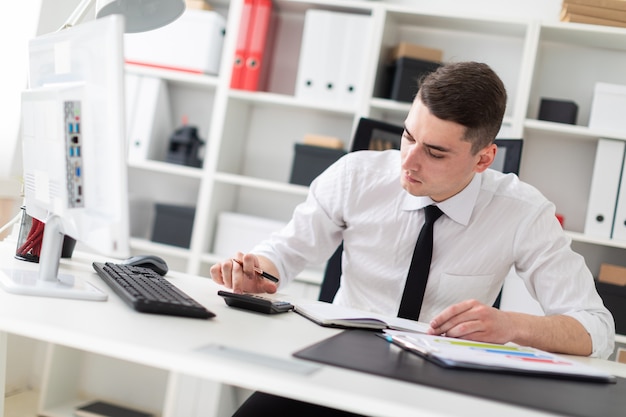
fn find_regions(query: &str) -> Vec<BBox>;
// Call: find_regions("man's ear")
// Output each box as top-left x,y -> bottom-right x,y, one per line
475,143 -> 497,173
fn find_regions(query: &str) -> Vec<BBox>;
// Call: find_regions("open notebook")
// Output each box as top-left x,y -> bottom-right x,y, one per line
294,301 -> 429,333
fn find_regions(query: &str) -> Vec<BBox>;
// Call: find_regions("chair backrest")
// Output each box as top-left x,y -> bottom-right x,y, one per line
318,117 -> 523,303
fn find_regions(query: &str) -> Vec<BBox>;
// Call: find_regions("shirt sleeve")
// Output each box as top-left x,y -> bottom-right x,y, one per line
513,200 -> 615,359
251,155 -> 349,287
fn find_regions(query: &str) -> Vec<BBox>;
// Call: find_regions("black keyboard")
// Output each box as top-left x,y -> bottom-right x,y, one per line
92,262 -> 215,319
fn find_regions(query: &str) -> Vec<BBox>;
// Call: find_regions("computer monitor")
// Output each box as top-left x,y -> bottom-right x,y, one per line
0,15 -> 130,300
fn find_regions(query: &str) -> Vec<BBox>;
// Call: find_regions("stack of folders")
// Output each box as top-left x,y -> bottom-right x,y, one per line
584,137 -> 626,242
230,0 -> 276,91
560,0 -> 626,28
382,330 -> 616,382
294,10 -> 373,108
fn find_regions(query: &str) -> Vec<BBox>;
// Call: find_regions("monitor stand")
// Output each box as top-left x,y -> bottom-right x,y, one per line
0,215 -> 107,301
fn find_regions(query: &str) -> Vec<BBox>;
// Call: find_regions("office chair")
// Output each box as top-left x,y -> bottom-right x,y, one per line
318,117 -> 523,306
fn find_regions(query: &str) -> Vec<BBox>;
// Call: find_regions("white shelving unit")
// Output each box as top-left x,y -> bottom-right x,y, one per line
119,0 -> 626,292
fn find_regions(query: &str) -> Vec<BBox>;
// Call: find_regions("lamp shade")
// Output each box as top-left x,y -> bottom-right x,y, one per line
96,0 -> 186,33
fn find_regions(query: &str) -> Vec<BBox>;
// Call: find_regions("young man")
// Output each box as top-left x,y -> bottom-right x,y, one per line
212,61 -> 614,416
211,61 -> 614,357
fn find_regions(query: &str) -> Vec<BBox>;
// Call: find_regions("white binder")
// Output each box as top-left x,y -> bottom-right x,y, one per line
584,138 -> 625,239
317,12 -> 348,104
295,10 -> 370,108
611,146 -> 626,241
126,75 -> 172,163
336,13 -> 372,107
295,10 -> 333,102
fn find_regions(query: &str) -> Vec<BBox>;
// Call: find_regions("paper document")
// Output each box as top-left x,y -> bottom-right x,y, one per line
294,301 -> 429,333
382,330 -> 616,383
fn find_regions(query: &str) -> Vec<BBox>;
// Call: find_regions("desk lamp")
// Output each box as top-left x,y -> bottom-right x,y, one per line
59,0 -> 186,33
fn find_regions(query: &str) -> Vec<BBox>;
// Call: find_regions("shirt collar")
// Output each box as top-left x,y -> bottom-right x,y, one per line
400,173 -> 482,226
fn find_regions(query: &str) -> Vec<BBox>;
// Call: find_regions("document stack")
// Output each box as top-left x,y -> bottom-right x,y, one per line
294,10 -> 372,107
560,0 -> 626,28
230,0 -> 276,91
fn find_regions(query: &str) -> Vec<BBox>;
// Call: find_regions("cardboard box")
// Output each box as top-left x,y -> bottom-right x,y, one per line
303,134 -> 344,149
598,263 -> 626,286
124,9 -> 226,75
389,42 -> 443,63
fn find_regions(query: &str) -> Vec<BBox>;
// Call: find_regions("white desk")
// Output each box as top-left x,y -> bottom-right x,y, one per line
1,245 -> 626,417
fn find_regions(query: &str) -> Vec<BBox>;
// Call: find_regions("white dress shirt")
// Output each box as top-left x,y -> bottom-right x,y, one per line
253,150 -> 615,358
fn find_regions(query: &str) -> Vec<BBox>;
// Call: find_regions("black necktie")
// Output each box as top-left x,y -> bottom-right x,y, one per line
398,205 -> 444,320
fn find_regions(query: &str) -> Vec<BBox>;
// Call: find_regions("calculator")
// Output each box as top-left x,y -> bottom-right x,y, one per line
217,290 -> 294,314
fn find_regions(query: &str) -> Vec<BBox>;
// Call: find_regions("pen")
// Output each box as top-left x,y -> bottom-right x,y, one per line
231,258 -> 279,283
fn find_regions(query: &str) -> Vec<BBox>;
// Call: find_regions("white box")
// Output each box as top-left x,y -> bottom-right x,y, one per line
124,9 -> 226,75
589,82 -> 626,133
213,212 -> 286,257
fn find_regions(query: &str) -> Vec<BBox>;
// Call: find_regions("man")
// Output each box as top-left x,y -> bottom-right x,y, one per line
211,61 -> 615,415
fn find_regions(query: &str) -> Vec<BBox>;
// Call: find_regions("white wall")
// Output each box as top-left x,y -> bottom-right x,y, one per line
0,1 -> 41,199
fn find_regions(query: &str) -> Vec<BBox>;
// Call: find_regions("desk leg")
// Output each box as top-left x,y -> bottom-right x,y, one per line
163,373 -> 241,417
0,332 -> 7,417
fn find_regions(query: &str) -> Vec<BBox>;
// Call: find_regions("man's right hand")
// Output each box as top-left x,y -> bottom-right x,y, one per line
210,252 -> 279,294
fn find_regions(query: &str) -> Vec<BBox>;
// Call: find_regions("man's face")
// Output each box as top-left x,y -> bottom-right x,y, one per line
400,98 -> 496,202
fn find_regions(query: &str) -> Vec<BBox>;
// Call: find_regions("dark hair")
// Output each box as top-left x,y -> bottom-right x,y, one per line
417,61 -> 507,154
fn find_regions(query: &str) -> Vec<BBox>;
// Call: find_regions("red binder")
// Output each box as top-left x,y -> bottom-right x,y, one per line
230,0 -> 254,89
241,0 -> 274,91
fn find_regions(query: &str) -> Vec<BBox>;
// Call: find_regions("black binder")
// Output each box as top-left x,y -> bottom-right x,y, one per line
293,330 -> 626,417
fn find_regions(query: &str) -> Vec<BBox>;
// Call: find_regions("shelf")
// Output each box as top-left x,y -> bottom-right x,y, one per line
383,6 -> 530,38
524,119 -> 626,142
214,172 -> 309,196
539,21 -> 626,52
126,64 -> 220,90
369,97 -> 411,114
5,389 -> 38,417
128,160 -> 204,179
228,90 -> 357,116
566,231 -> 626,250
130,237 -> 193,258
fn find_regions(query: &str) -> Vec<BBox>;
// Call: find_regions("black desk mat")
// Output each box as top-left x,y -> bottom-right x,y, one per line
293,330 -> 626,417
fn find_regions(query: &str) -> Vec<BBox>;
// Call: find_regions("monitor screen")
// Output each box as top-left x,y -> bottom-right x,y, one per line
0,16 -> 130,300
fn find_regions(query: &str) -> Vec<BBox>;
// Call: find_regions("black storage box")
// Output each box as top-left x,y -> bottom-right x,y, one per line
386,57 -> 441,103
151,203 -> 196,248
538,98 -> 578,125
289,144 -> 346,186
595,281 -> 626,335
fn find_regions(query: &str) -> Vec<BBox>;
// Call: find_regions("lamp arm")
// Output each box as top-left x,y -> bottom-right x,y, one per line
58,0 -> 95,31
